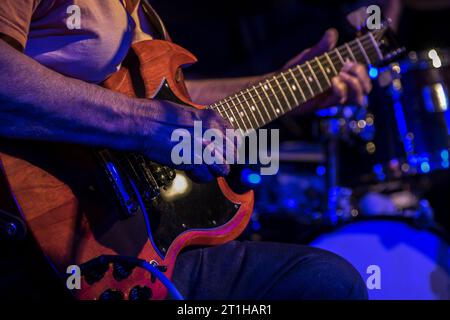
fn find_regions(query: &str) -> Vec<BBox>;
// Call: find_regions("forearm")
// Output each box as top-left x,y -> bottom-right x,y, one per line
0,40 -> 158,152
185,75 -> 319,116
185,76 -> 263,106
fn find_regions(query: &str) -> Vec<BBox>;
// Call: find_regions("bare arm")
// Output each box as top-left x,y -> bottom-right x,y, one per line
0,39 -> 150,150
0,39 -> 231,181
185,76 -> 261,106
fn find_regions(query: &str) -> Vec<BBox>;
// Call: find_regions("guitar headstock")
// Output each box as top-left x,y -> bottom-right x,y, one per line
369,22 -> 405,66
347,6 -> 406,67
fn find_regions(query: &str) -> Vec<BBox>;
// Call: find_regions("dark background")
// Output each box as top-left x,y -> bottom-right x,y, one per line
151,0 -> 450,78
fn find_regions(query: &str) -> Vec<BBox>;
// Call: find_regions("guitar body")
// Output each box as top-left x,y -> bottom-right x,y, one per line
0,40 -> 254,300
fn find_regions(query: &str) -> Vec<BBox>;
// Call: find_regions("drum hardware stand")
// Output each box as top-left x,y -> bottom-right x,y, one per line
321,117 -> 345,226
388,63 -> 414,165
319,105 -> 372,225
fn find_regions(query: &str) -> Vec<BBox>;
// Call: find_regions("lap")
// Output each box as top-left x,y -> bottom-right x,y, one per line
172,241 -> 368,300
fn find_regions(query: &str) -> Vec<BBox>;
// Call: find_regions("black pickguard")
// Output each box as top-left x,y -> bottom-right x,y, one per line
145,173 -> 239,256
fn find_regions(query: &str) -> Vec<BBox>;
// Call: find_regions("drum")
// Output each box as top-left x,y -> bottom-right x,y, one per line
252,141 -> 356,225
367,49 -> 450,180
311,218 -> 450,300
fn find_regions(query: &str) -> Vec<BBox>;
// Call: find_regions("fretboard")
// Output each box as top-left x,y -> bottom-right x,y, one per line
208,31 -> 383,131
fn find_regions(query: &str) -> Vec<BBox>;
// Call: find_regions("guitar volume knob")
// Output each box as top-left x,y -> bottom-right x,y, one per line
112,262 -> 135,281
99,289 -> 124,301
129,286 -> 152,300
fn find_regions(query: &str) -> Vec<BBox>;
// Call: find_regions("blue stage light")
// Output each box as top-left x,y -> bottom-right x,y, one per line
369,66 -> 378,79
420,162 -> 430,173
373,164 -> 383,174
242,168 -> 262,185
252,220 -> 261,231
248,173 -> 262,184
441,149 -> 449,161
316,165 -> 326,176
284,198 -> 297,209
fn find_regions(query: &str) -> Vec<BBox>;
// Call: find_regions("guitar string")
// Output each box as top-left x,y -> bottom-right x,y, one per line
212,33 -> 378,113
207,35 -> 380,129
218,43 -> 379,131
209,32 -> 379,122
210,29 -> 384,113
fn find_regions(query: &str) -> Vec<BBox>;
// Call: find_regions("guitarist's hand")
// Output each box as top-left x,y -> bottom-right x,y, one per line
140,100 -> 237,183
282,28 -> 372,113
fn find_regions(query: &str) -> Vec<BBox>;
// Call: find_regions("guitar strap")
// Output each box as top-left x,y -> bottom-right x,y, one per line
141,0 -> 171,41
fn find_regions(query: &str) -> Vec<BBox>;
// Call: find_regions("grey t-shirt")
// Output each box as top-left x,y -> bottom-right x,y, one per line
0,0 -> 154,83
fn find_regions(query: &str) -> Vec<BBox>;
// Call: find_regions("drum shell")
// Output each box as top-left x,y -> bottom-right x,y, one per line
311,217 -> 450,300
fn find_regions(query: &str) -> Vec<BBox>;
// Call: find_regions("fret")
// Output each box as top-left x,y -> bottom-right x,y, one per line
324,52 -> 338,75
252,85 -> 272,122
222,100 -> 236,129
234,93 -> 256,130
228,98 -> 248,131
314,57 -> 331,85
345,43 -> 357,62
219,101 -> 234,127
306,61 -> 323,92
288,68 -> 306,102
273,76 -> 292,110
356,37 -> 371,65
296,65 -> 314,98
368,32 -> 383,61
258,83 -> 278,121
334,48 -> 345,65
280,72 -> 299,106
315,57 -> 331,86
237,91 -> 260,129
264,79 -> 284,116
245,88 -> 267,125
211,31 -> 386,131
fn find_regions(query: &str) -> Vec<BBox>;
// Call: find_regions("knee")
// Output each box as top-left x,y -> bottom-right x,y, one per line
267,247 -> 368,300
298,248 -> 368,300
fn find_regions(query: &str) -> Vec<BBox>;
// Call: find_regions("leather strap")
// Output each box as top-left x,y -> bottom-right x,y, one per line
141,0 -> 171,41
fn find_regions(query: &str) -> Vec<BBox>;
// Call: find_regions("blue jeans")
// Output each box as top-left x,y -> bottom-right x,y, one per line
172,241 -> 368,300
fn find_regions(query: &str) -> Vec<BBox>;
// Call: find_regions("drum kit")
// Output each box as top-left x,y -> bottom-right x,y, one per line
245,48 -> 450,300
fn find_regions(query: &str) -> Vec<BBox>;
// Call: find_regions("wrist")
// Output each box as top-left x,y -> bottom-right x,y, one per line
122,98 -> 156,153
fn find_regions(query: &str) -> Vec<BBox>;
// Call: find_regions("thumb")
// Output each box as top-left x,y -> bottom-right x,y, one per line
306,28 -> 339,59
283,28 -> 339,69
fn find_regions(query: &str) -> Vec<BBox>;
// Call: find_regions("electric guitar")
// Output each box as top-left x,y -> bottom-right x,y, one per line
0,23 -> 403,300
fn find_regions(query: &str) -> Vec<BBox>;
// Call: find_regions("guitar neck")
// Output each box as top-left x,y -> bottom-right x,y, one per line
208,31 -> 383,131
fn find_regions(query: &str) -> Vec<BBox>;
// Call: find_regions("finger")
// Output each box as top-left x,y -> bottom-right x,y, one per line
309,28 -> 339,57
223,127 -> 243,160
347,63 -> 372,94
203,126 -> 240,168
285,28 -> 339,67
202,138 -> 231,176
339,71 -> 365,106
331,76 -> 348,104
203,109 -> 233,132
